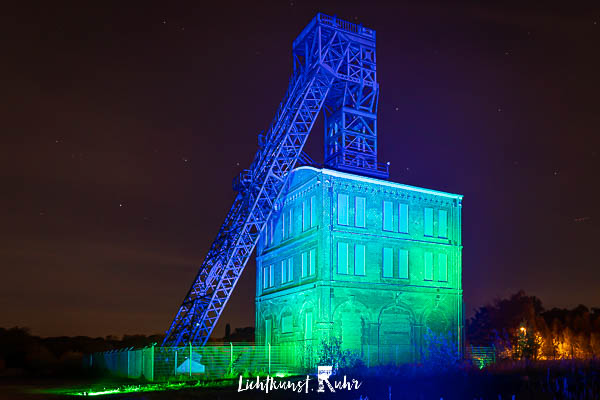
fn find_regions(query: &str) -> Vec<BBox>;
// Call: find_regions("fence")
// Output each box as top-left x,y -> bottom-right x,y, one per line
87,342 -> 315,381
89,342 -> 490,381
466,345 -> 496,369
87,346 -> 155,380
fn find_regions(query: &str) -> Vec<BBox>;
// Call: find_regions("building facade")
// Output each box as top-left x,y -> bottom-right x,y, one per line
255,166 -> 463,366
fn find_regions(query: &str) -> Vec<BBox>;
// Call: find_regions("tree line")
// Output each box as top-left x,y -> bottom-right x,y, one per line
467,291 -> 600,360
0,327 -> 163,375
0,324 -> 254,376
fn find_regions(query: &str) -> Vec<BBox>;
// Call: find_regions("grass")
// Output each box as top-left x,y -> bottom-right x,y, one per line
32,377 -> 237,397
9,359 -> 600,399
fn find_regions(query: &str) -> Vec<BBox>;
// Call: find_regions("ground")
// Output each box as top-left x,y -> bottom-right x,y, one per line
2,361 -> 599,400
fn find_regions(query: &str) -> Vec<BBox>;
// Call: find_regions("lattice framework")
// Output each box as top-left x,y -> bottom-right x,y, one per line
163,13 -> 386,346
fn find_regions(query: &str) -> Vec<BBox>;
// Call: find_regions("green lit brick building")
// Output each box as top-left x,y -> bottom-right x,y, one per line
255,166 -> 463,365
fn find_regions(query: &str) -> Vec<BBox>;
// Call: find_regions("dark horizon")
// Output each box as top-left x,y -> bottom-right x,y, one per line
5,294 -> 600,340
2,0 -> 599,338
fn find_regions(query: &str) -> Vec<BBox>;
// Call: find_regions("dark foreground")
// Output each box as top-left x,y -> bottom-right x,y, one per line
2,360 -> 600,400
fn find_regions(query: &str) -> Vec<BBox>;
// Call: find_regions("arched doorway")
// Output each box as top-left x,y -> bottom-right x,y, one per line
378,306 -> 413,364
332,299 -> 368,355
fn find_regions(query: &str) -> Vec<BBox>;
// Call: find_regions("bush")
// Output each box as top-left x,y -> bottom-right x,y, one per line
422,328 -> 460,371
317,337 -> 364,372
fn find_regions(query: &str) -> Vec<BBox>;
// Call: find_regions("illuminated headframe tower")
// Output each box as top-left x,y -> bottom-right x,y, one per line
164,14 -> 463,367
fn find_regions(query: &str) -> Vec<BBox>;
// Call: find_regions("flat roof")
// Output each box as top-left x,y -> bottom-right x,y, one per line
294,166 -> 463,200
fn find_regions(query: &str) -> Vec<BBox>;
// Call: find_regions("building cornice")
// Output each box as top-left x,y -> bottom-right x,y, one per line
294,166 -> 463,201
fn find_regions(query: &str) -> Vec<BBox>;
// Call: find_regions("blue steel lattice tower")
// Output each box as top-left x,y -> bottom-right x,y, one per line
163,15 -> 463,354
162,14 -> 390,346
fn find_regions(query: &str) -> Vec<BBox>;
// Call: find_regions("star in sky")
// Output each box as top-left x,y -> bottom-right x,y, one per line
574,217 -> 591,223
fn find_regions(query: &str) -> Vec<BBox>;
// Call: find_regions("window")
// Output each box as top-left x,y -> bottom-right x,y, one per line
337,242 -> 348,274
269,219 -> 274,245
438,209 -> 448,238
303,196 -> 317,230
310,195 -> 316,228
355,244 -> 365,276
399,203 -> 409,233
383,247 -> 393,278
301,251 -> 307,277
424,207 -> 433,237
355,196 -> 366,228
263,265 -> 274,288
304,311 -> 313,340
438,253 -> 447,282
424,252 -> 433,280
281,260 -> 286,283
282,314 -> 293,333
282,258 -> 293,284
383,201 -> 393,231
399,249 -> 409,279
337,193 -> 349,225
302,249 -> 316,277
302,199 -> 309,231
282,209 -> 292,240
263,266 -> 268,289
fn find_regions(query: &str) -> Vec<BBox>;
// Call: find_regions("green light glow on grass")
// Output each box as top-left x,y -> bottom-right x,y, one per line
84,389 -> 121,396
73,382 -> 216,396
37,372 -> 305,397
37,380 -> 234,397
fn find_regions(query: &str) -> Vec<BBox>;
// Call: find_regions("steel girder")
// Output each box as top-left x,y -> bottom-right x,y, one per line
163,13 -> 382,346
319,16 -> 388,178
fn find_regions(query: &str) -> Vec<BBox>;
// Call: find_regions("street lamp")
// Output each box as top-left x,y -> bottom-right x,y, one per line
520,326 -> 527,335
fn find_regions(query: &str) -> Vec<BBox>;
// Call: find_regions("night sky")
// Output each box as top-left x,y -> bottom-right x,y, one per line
2,1 -> 599,338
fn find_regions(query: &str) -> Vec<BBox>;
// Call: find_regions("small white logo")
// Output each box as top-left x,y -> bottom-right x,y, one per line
317,365 -> 335,392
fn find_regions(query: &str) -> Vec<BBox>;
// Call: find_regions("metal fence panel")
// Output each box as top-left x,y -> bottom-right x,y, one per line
90,341 -> 428,381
